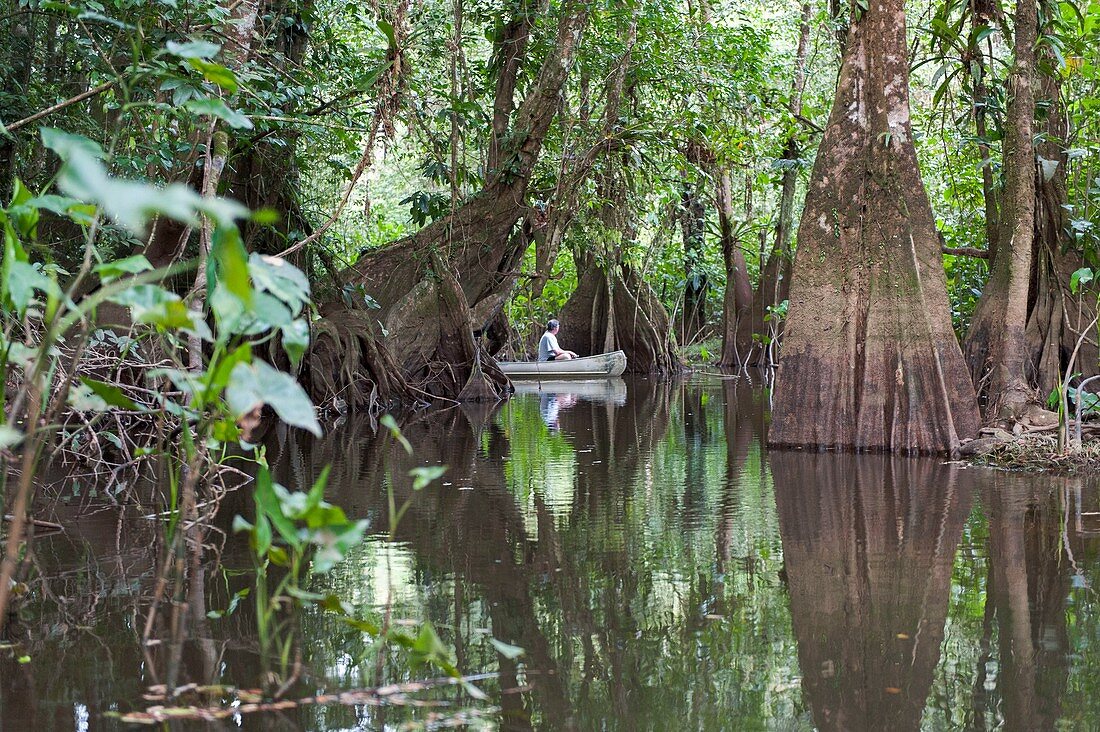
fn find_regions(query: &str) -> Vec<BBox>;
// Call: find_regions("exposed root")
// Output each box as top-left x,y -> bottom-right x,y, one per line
968,433 -> 1100,473
304,306 -> 419,413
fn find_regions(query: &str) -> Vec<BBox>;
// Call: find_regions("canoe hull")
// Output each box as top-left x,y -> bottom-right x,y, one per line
498,350 -> 627,378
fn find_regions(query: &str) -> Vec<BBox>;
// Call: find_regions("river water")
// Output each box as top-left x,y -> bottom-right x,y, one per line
5,374 -> 1100,729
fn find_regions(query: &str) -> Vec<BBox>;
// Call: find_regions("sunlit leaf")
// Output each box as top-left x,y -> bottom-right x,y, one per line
166,39 -> 221,59
187,59 -> 239,93
184,97 -> 252,128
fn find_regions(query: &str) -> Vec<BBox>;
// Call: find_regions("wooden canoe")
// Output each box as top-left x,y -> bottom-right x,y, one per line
498,350 -> 627,378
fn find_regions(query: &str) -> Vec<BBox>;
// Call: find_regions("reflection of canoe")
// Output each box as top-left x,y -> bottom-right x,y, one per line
498,350 -> 627,378
511,378 -> 627,405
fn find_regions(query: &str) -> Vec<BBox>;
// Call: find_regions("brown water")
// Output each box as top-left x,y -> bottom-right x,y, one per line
4,374 -> 1100,729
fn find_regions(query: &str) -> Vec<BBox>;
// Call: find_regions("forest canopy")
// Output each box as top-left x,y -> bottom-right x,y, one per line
1,0 -> 1100,449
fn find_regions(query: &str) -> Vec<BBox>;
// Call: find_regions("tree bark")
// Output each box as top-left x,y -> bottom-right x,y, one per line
560,250 -> 682,374
733,1 -> 811,364
486,0 -> 546,176
769,0 -> 980,453
717,167 -> 752,367
340,1 -> 587,399
969,0 -> 1001,260
1023,72 -> 1097,398
679,170 -> 708,344
963,0 -> 1038,419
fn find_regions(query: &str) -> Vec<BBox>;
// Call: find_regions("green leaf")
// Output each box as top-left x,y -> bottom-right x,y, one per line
304,465 -> 332,516
377,19 -> 397,49
109,285 -> 212,340
212,225 -> 252,306
46,140 -> 247,233
79,377 -> 141,411
95,255 -> 153,284
40,128 -> 105,161
342,616 -> 381,635
412,623 -> 448,660
226,360 -> 321,436
249,254 -> 310,311
207,587 -> 249,619
209,343 -> 253,398
253,512 -> 272,556
1071,267 -> 1094,294
28,195 -> 96,225
488,638 -> 525,660
166,39 -> 221,59
380,414 -> 412,454
409,465 -> 446,491
211,417 -> 241,443
281,319 -> 309,368
254,465 -> 300,547
187,59 -> 239,93
184,97 -> 252,128
6,261 -> 56,316
309,520 -> 367,573
302,502 -> 348,530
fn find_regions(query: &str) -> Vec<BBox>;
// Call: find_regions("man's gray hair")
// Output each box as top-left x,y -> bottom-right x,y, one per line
547,318 -> 560,331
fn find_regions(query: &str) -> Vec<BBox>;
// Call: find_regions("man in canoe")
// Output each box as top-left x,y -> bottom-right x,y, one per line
538,319 -> 578,361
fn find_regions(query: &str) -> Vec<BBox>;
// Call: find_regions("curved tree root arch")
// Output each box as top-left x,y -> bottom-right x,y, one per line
560,252 -> 683,374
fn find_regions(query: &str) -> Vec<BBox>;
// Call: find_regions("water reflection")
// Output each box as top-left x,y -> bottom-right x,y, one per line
7,375 -> 1100,729
981,481 -> 1074,731
773,454 -> 972,731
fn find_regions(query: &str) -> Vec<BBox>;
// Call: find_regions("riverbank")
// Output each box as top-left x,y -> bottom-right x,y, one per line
964,431 -> 1100,474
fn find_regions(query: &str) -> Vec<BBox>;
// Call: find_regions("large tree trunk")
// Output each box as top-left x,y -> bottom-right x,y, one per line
969,0 -> 1001,260
1023,72 -> 1097,398
769,0 -> 980,453
963,0 -> 1093,421
963,0 -> 1038,418
486,0 -> 545,176
339,2 -> 587,400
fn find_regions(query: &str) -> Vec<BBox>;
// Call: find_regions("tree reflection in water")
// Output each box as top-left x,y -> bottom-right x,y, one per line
772,454 -> 972,731
6,376 -> 1100,729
